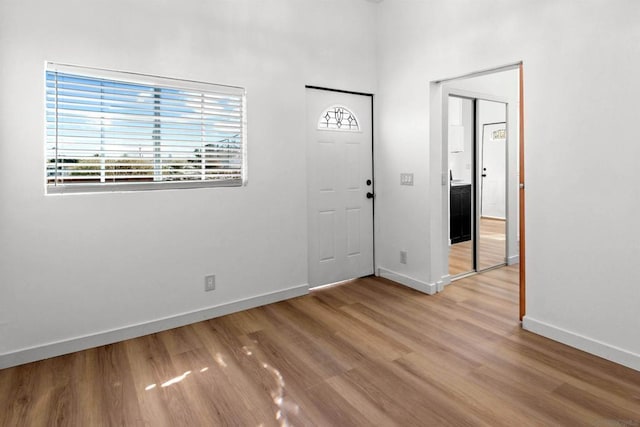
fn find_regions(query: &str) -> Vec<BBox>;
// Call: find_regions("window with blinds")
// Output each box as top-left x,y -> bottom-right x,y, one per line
45,63 -> 246,194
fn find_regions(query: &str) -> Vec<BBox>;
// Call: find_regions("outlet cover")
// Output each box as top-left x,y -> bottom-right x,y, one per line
400,250 -> 407,264
205,275 -> 216,292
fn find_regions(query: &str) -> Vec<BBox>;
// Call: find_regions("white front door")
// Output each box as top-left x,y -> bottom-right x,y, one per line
306,88 -> 374,288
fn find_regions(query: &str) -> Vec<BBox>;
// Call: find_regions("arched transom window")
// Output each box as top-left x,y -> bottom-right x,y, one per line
317,105 -> 360,131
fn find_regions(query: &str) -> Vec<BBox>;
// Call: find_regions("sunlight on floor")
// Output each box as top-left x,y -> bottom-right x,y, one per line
142,344 -> 301,426
161,371 -> 191,388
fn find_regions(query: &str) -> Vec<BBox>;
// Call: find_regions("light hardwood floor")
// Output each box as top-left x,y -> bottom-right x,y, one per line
449,217 -> 507,276
1,266 -> 639,426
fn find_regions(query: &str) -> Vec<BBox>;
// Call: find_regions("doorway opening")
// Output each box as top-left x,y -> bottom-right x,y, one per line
431,62 -> 524,319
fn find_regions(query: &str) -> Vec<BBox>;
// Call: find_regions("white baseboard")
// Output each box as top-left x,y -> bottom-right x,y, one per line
436,275 -> 451,292
377,268 -> 437,295
0,284 -> 309,370
507,255 -> 519,265
523,316 -> 640,372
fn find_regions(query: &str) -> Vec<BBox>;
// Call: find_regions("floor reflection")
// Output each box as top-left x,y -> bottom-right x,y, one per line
245,345 -> 300,427
142,342 -> 302,426
161,370 -> 191,388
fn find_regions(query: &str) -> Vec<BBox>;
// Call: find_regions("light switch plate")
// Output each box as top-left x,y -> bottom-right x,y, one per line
400,173 -> 414,186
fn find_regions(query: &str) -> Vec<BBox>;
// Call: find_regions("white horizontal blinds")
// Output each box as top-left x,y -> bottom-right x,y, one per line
46,65 -> 245,191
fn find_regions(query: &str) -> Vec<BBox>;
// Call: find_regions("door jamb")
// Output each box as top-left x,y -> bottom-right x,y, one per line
518,65 -> 526,321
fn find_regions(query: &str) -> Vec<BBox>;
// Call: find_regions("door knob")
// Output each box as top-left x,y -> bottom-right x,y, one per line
366,192 -> 375,199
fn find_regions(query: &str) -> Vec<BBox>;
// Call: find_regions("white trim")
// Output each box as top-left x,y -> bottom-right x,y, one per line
440,274 -> 452,290
481,215 -> 506,221
445,88 -> 510,105
507,255 -> 519,265
0,284 -> 309,370
377,267 -> 437,295
523,316 -> 640,372
48,61 -> 244,93
433,61 -> 522,84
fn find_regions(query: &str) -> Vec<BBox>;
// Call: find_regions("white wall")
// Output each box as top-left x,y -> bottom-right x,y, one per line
3,0 -> 640,373
0,0 -> 377,366
376,0 -> 640,370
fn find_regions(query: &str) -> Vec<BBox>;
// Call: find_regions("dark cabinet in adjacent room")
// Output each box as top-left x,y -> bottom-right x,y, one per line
450,184 -> 471,244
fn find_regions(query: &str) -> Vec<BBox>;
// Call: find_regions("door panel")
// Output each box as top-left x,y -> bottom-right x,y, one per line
306,89 -> 373,288
346,208 -> 361,256
318,210 -> 336,261
317,140 -> 337,191
346,142 -> 361,189
448,96 -> 475,277
477,100 -> 507,271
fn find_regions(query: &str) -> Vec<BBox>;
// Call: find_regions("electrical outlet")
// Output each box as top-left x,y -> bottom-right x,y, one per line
204,275 -> 216,292
400,250 -> 407,264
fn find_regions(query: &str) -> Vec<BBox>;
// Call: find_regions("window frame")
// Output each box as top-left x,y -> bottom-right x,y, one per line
45,63 -> 248,195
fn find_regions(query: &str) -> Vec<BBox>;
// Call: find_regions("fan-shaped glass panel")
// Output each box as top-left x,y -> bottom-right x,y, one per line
317,105 -> 360,131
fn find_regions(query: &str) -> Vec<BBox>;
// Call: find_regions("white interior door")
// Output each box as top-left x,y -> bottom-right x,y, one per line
477,100 -> 507,271
306,88 -> 374,288
479,99 -> 507,220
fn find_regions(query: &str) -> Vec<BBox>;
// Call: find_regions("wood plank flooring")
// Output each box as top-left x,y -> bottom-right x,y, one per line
449,238 -> 474,276
2,266 -> 640,426
449,217 -> 507,276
